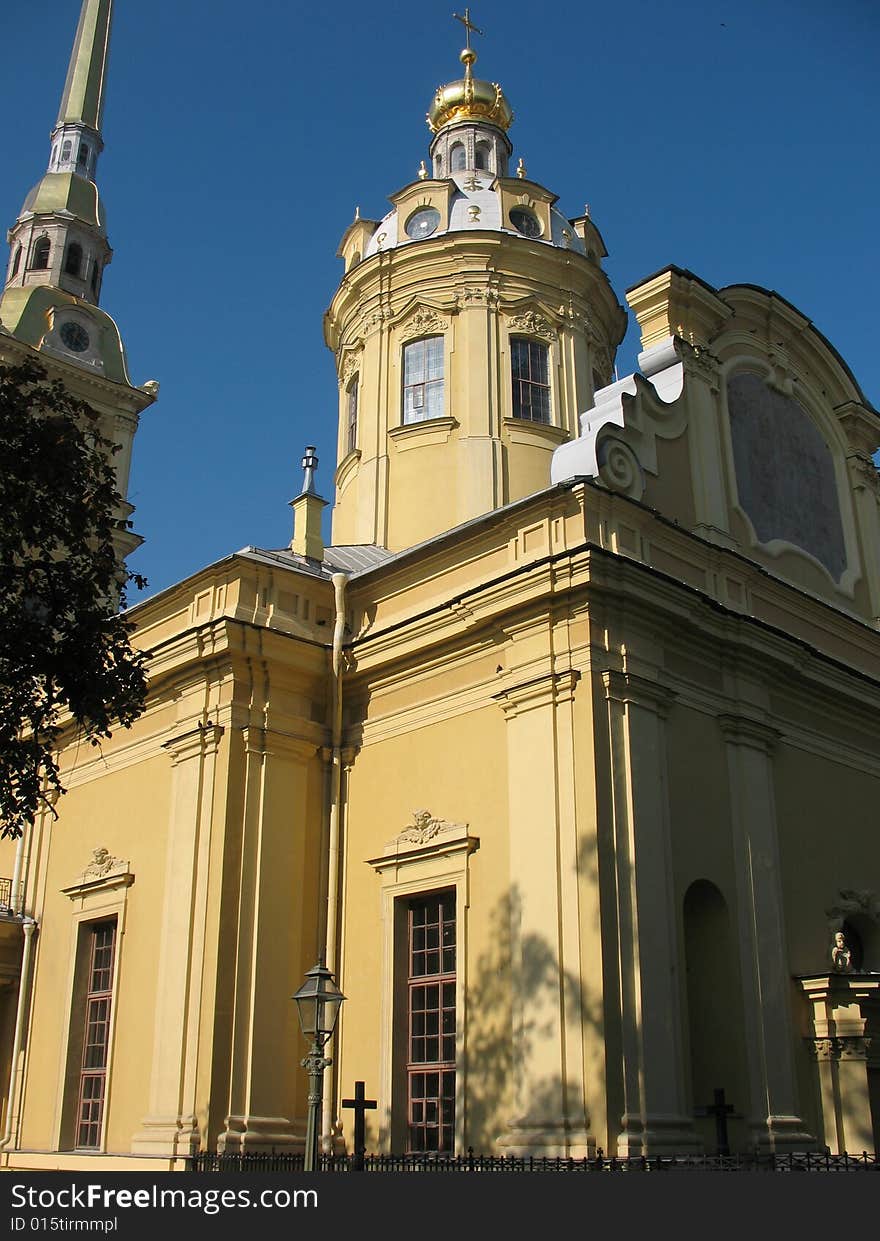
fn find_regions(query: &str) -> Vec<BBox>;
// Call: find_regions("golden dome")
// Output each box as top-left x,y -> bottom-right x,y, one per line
427,48 -> 514,134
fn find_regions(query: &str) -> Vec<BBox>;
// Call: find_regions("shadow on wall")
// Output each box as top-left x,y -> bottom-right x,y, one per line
463,885 -> 604,1152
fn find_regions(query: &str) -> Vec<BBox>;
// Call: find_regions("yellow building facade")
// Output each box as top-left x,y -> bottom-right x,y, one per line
1,4 -> 879,1169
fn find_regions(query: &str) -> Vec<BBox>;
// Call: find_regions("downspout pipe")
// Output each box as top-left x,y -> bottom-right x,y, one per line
321,571 -> 347,1149
1,917 -> 37,1151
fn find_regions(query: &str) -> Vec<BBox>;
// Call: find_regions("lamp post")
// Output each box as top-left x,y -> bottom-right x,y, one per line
292,959 -> 345,1172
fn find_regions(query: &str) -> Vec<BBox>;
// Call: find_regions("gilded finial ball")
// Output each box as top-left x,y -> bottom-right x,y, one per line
460,47 -> 477,68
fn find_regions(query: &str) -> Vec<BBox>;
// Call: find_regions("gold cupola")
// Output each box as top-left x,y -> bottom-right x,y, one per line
427,47 -> 514,134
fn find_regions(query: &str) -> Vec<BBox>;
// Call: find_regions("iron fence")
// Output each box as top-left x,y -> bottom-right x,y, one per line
190,1147 -> 878,1173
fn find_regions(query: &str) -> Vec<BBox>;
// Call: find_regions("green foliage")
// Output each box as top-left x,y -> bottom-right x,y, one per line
0,358 -> 148,838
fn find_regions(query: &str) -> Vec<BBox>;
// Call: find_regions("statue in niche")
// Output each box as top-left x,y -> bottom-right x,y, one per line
831,929 -> 853,973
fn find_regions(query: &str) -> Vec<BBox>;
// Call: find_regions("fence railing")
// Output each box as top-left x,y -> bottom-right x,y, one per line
190,1147 -> 878,1173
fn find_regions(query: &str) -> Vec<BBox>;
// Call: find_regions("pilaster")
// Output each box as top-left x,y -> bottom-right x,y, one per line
131,721 -> 224,1159
494,662 -> 594,1157
217,728 -> 322,1153
798,973 -> 880,1155
601,670 -> 700,1155
719,711 -> 814,1151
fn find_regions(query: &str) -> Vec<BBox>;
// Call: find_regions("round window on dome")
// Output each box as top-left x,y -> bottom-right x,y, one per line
509,208 -> 542,239
405,207 -> 441,241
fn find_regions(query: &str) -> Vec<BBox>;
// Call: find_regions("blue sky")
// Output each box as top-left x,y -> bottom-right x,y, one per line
4,0 -> 878,599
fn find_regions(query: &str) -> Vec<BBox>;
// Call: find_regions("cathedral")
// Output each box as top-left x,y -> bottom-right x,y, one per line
1,1 -> 879,1170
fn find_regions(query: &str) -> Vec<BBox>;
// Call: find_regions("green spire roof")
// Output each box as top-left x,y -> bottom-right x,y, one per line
56,0 -> 113,132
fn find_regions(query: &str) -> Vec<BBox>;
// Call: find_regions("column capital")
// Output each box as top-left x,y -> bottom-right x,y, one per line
718,712 -> 781,753
242,726 -> 321,761
601,670 -> 676,717
494,668 -> 580,718
808,1036 -> 874,1063
162,721 -> 224,765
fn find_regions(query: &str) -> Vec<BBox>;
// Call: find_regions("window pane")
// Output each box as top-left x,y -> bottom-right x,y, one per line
403,337 -> 444,425
75,923 -> 116,1149
425,336 -> 443,380
511,337 -> 551,423
407,892 -> 456,1152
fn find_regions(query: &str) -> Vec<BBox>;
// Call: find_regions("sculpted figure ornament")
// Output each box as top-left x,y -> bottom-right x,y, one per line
399,809 -> 446,844
831,930 -> 853,973
84,847 -> 119,879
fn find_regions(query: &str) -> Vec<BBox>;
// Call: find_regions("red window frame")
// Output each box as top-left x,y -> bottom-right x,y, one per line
406,891 -> 456,1153
75,922 -> 116,1150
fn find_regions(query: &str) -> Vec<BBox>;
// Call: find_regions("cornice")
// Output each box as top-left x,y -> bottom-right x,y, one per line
0,331 -> 156,413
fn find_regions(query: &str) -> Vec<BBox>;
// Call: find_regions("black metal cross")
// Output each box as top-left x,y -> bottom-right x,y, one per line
695,1087 -> 739,1156
342,1081 -> 377,1170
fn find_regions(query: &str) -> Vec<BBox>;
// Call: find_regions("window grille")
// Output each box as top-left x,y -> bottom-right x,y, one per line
402,337 -> 444,424
406,891 -> 456,1153
510,337 -> 551,423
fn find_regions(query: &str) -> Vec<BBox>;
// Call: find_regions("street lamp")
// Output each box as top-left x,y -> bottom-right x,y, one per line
292,958 -> 345,1171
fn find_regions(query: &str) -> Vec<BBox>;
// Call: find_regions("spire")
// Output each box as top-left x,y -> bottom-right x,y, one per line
3,0 -> 115,316
56,0 -> 113,134
47,0 -> 113,181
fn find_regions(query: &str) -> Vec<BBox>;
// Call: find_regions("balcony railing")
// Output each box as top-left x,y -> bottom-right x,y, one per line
0,876 -> 13,913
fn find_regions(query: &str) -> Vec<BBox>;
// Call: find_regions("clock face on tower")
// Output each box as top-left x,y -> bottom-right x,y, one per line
509,208 -> 542,239
59,321 -> 90,353
405,207 -> 441,240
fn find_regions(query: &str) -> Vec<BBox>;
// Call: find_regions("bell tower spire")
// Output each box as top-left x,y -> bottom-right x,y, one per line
51,0 -> 113,179
0,0 -> 156,568
3,0 -> 114,311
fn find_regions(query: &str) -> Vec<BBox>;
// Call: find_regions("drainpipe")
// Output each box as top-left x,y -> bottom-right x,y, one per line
1,917 -> 37,1150
321,571 -> 348,1150
10,832 -> 25,917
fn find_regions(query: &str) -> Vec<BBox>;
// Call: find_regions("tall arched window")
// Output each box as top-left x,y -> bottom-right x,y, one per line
475,142 -> 490,170
11,245 -> 22,278
346,375 -> 359,454
90,261 -> 100,295
64,242 -> 83,277
32,237 -> 51,270
450,143 -> 467,172
61,140 -> 72,163
78,143 -> 90,170
510,337 -> 551,423
402,336 -> 444,424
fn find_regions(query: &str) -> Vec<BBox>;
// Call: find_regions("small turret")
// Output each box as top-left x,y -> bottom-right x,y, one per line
290,447 -> 328,562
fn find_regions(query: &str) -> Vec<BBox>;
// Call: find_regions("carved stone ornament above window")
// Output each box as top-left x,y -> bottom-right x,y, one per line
507,309 -> 555,343
368,809 -> 479,870
339,349 -> 362,387
400,308 -> 449,342
62,846 -> 134,899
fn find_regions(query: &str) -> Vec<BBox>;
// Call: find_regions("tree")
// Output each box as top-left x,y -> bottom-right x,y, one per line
0,358 -> 148,839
